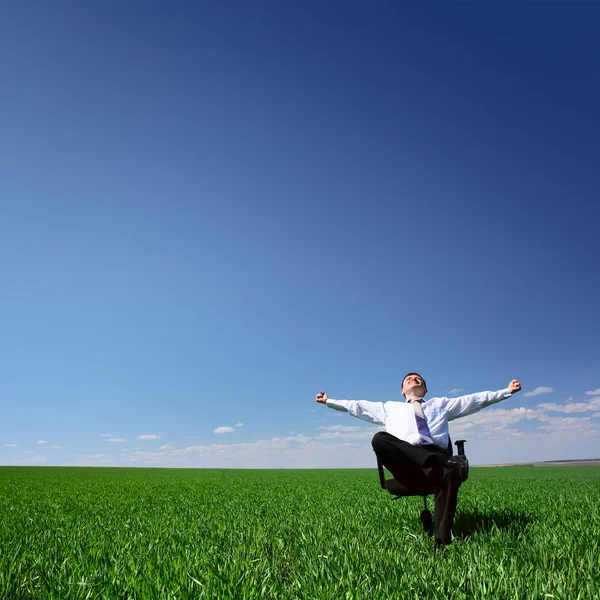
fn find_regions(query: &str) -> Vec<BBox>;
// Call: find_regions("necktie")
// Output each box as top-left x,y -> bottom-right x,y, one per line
409,398 -> 434,444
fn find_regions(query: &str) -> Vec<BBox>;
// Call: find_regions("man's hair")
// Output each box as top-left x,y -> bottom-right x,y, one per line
402,372 -> 427,390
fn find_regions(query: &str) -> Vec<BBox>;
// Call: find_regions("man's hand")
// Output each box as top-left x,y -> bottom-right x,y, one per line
508,379 -> 521,394
315,391 -> 329,404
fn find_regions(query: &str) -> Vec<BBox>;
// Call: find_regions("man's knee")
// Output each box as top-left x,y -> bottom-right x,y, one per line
371,431 -> 400,452
440,466 -> 463,488
371,431 -> 391,451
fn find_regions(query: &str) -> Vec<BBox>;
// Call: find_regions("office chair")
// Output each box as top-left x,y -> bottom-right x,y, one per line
376,440 -> 468,536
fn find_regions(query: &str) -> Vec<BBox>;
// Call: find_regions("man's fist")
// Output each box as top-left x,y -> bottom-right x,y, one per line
508,380 -> 521,394
316,391 -> 329,404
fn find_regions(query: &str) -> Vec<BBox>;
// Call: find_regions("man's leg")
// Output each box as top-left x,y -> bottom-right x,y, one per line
428,466 -> 462,546
372,432 -> 443,492
373,432 -> 462,545
372,431 -> 448,468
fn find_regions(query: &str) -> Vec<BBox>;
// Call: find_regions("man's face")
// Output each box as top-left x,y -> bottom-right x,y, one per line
402,373 -> 427,397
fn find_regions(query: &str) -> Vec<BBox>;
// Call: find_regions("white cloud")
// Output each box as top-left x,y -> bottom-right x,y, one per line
31,456 -> 48,462
562,402 -> 591,413
82,409 -> 600,469
179,401 -> 590,465
316,428 -> 382,441
122,431 -> 386,468
69,454 -> 115,466
49,445 -> 65,449
105,438 -> 126,443
449,407 -> 544,439
2,444 -> 17,447
448,388 -> 463,395
214,426 -> 235,434
185,434 -> 314,456
537,396 -> 600,413
137,434 -> 159,440
524,386 -> 554,397
319,425 -> 362,432
35,387 -> 600,469
121,450 -> 171,464
462,431 -> 600,466
36,440 -> 47,445
234,423 -> 244,427
446,401 -> 599,446
537,415 -> 597,435
536,402 -> 589,413
271,435 -> 312,444
185,445 -> 214,453
586,389 -> 600,396
102,434 -> 112,437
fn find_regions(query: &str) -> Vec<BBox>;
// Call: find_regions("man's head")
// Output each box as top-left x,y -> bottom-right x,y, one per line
401,372 -> 427,399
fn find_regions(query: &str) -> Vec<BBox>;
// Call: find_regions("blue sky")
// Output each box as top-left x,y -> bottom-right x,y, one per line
1,1 -> 599,468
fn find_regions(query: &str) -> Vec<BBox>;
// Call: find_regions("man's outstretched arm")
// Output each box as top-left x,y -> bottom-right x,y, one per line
315,392 -> 386,426
445,379 -> 521,421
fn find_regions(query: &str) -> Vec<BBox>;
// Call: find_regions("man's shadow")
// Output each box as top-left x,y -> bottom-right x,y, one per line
452,509 -> 533,540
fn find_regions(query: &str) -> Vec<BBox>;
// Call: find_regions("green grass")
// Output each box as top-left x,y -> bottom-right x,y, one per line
1,466 -> 599,599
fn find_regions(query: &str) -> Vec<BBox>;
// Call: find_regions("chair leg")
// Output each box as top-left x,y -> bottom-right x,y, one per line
420,496 -> 433,536
420,509 -> 433,536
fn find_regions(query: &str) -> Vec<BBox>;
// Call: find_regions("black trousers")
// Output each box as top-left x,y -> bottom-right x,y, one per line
371,431 -> 461,545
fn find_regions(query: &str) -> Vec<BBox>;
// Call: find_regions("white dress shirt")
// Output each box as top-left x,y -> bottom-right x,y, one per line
326,388 -> 512,450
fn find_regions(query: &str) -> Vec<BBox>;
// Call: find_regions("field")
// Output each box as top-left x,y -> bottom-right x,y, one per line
1,466 -> 599,599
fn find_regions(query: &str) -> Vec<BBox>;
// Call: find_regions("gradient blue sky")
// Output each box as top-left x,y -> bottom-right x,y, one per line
1,1 -> 599,468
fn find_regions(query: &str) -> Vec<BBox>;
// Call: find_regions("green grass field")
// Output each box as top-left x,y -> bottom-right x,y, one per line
1,466 -> 599,599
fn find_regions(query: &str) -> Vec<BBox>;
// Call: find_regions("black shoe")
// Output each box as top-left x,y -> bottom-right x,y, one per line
444,456 -> 468,479
434,538 -> 450,552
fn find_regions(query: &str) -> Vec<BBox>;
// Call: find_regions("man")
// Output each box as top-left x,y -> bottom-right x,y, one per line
315,374 -> 521,546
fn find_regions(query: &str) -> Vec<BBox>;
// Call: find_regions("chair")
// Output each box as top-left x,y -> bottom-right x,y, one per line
376,440 -> 468,536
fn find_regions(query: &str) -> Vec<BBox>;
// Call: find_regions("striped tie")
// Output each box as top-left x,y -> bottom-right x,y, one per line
409,398 -> 434,445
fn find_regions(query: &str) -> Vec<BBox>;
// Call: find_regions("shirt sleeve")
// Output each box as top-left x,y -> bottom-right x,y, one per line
443,388 -> 512,421
325,399 -> 386,426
